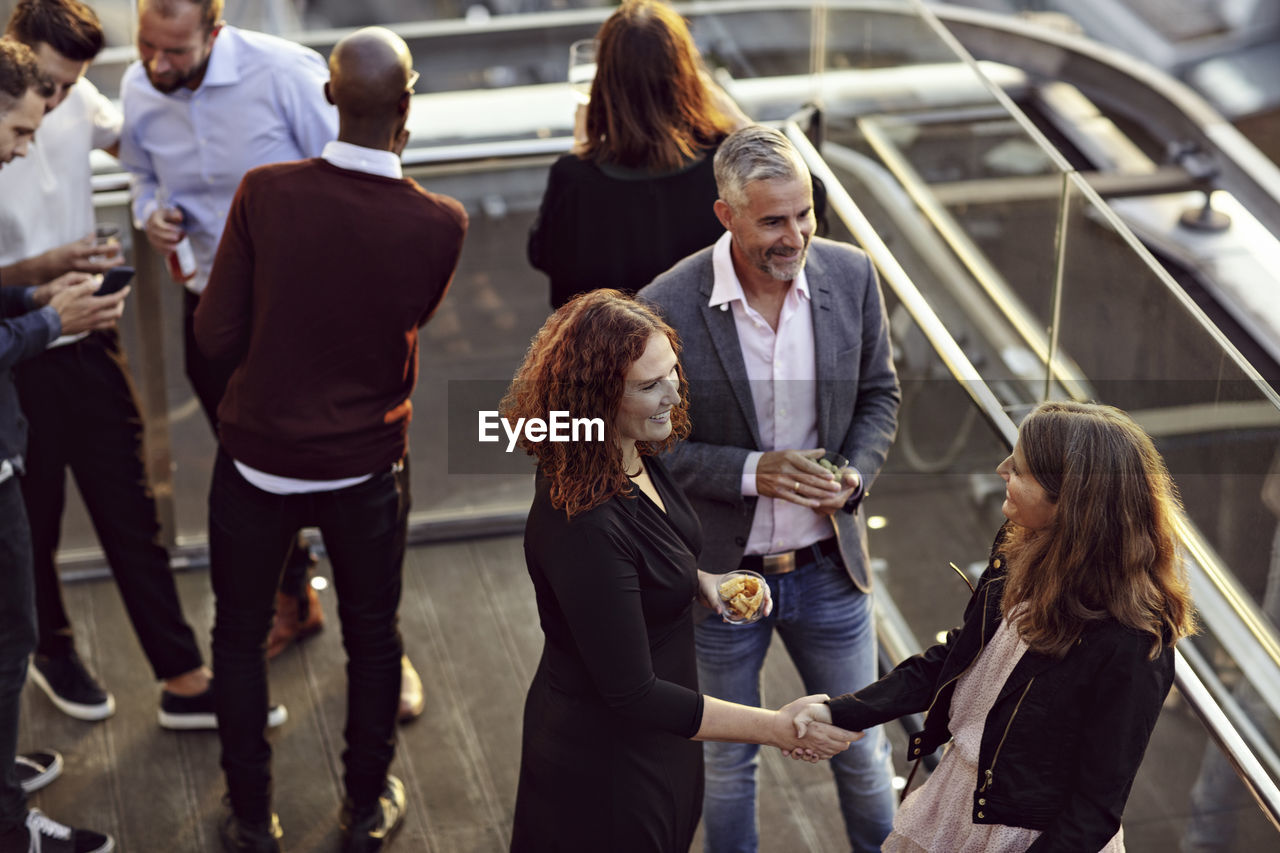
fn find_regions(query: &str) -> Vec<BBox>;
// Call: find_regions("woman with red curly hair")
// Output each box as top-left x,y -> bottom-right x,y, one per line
505,290 -> 856,852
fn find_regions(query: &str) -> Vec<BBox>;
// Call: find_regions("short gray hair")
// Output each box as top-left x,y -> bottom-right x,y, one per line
714,124 -> 809,210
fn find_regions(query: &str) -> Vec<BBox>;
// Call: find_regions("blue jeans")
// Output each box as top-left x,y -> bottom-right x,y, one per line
208,450 -> 409,824
0,476 -> 37,835
696,550 -> 895,853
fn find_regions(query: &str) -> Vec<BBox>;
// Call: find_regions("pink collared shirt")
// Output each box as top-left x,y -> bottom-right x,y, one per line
709,231 -> 831,555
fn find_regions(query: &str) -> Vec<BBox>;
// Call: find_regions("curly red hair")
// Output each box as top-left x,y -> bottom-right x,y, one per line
501,289 -> 691,518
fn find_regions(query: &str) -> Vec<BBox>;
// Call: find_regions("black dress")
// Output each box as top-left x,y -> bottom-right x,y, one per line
527,149 -> 726,309
511,457 -> 705,853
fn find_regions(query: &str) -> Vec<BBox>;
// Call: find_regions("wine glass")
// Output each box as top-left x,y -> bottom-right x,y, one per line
568,38 -> 597,105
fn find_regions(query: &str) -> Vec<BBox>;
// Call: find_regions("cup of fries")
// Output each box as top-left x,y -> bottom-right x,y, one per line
718,570 -> 768,624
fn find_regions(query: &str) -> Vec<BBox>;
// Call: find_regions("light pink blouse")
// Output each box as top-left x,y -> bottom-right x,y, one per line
882,616 -> 1125,853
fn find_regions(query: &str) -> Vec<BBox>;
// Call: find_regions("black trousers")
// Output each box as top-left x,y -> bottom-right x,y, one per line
209,450 -> 408,822
0,476 -> 36,833
183,290 -> 311,593
14,331 -> 202,679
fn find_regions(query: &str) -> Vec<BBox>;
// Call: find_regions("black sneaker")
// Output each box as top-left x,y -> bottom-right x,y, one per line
29,652 -> 115,721
218,810 -> 282,853
16,749 -> 62,794
339,775 -> 405,852
158,679 -> 288,731
21,809 -> 113,853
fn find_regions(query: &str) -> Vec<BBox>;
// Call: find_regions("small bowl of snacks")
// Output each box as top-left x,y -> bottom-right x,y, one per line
817,451 -> 849,477
718,570 -> 768,624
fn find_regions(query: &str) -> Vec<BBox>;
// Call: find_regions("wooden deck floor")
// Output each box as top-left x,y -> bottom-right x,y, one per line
20,511 -> 1280,851
19,534 -> 876,853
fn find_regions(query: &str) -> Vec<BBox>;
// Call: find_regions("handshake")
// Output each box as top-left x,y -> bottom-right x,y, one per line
774,695 -> 862,764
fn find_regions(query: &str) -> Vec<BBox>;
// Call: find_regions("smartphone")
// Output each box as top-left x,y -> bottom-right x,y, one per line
96,265 -> 134,296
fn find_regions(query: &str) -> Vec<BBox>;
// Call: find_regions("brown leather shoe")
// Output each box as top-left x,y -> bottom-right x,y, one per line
266,586 -> 324,659
397,655 -> 424,723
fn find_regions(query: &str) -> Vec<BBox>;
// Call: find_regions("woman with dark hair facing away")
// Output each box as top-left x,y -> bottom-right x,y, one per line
795,401 -> 1197,852
506,290 -> 858,852
528,0 -> 747,309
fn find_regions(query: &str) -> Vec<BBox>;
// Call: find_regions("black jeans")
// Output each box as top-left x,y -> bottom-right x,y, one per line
208,449 -> 409,823
184,290 -> 312,593
14,332 -> 202,678
0,476 -> 37,834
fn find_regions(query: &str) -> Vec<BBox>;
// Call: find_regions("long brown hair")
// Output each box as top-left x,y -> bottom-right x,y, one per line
501,289 -> 691,518
1001,401 -> 1195,658
582,0 -> 734,172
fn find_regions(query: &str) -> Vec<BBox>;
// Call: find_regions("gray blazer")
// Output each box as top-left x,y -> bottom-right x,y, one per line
637,237 -> 900,592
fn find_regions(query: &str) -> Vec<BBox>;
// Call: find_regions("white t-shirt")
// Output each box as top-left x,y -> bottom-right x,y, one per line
0,76 -> 120,260
0,77 -> 122,347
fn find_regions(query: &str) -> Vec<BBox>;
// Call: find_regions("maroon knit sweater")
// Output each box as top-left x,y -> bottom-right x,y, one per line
194,157 -> 467,479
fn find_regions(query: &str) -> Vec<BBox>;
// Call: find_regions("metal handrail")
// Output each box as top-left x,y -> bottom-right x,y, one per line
784,116 -> 1280,834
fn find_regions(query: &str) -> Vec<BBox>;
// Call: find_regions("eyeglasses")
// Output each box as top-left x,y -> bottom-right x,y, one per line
406,69 -> 419,94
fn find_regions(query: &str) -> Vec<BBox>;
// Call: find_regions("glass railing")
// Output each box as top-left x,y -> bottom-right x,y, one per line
787,113 -> 1280,846
798,0 -> 1280,841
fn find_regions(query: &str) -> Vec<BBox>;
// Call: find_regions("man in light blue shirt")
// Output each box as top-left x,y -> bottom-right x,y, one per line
118,0 -> 336,437
117,0 -> 340,668
117,0 -> 425,727
119,0 -> 336,310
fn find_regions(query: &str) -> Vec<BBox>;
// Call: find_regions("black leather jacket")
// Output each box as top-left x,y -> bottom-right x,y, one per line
828,530 -> 1175,852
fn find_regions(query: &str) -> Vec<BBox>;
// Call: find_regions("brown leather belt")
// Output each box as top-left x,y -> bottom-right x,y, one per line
739,536 -> 841,575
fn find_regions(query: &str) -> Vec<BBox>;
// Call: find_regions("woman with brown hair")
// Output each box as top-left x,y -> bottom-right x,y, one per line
797,401 -> 1196,852
527,0 -> 747,309
506,290 -> 856,852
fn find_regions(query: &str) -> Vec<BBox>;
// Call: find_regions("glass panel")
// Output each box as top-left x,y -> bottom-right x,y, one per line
869,351 -> 1278,845
1137,702 -> 1280,851
819,0 -> 1067,409
1055,174 -> 1280,781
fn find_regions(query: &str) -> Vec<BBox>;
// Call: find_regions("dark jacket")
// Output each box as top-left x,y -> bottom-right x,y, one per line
0,285 -> 59,463
828,528 -> 1175,852
638,238 -> 900,593
528,150 -> 726,310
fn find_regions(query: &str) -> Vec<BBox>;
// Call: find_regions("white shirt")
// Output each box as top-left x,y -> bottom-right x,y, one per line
232,140 -> 403,495
0,77 -> 122,347
708,231 -> 830,554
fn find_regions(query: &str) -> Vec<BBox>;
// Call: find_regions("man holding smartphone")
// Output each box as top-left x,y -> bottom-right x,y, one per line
0,34 -> 121,853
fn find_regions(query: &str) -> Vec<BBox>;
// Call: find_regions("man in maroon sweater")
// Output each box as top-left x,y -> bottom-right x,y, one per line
193,27 -> 466,853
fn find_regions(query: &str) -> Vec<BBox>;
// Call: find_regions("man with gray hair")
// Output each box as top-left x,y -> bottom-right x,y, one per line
638,124 -> 900,853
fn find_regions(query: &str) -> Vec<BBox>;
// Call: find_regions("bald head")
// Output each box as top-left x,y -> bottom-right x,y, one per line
327,27 -> 413,121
